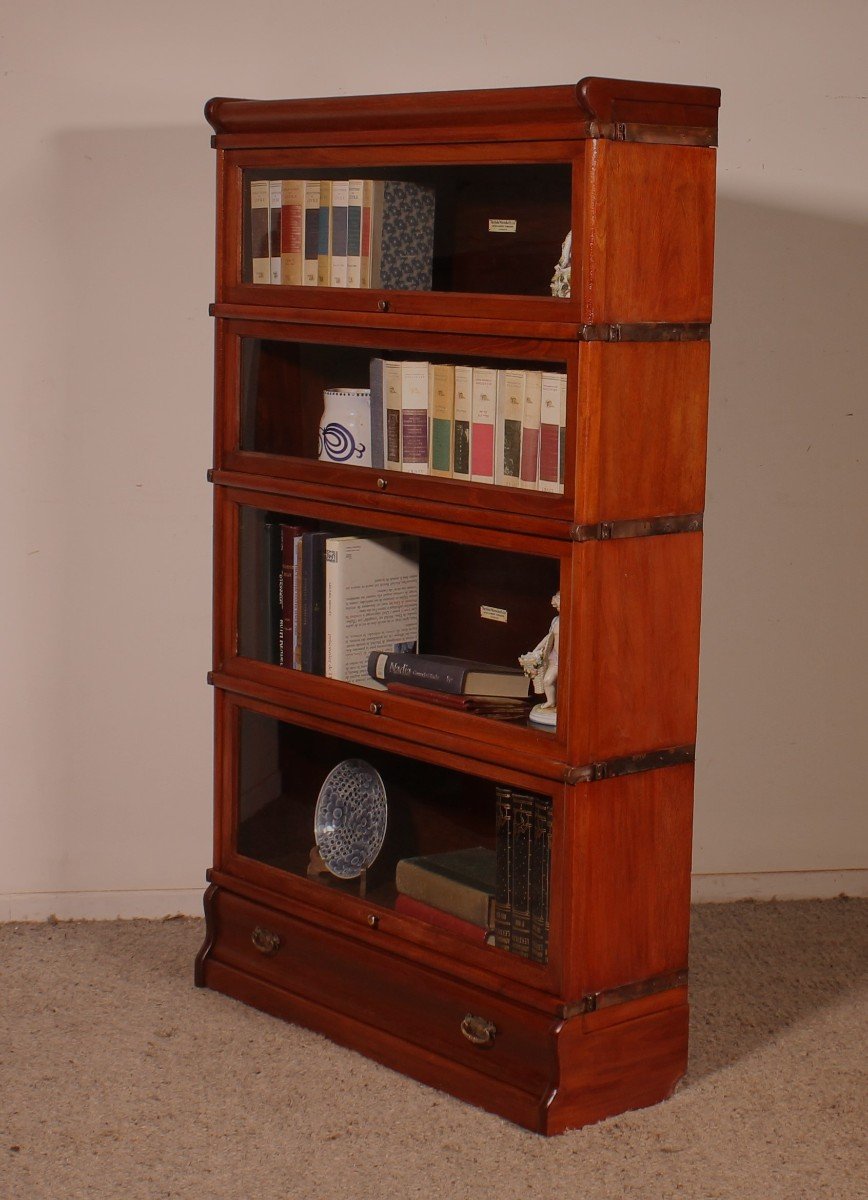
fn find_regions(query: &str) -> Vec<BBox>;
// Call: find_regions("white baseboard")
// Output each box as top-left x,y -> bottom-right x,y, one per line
691,869 -> 868,902
1,870 -> 865,922
0,889 -> 204,922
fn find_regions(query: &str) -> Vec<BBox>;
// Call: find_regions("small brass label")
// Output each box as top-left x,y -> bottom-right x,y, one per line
481,605 -> 508,623
488,219 -> 517,233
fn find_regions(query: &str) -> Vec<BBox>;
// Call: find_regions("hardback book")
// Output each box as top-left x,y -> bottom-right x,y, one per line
369,180 -> 436,291
302,180 -> 321,286
368,652 -> 529,698
291,530 -> 305,670
494,787 -> 513,951
530,793 -> 553,963
345,179 -> 364,287
400,360 -> 429,473
359,179 -> 374,288
519,370 -> 543,490
538,371 -> 566,494
278,523 -> 306,667
384,681 -> 532,718
317,180 -> 332,287
510,791 -> 534,958
495,369 -> 525,488
395,847 -> 496,928
300,530 -> 332,675
268,180 -> 283,284
429,363 -> 455,478
557,372 -> 567,492
470,366 -> 497,484
368,357 -> 386,468
249,180 -> 270,284
279,179 -> 305,286
329,180 -> 349,288
384,359 -> 403,471
394,894 -> 490,943
452,364 -> 473,481
325,535 -> 419,689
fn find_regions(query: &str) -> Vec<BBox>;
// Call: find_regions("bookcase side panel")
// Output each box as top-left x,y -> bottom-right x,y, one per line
572,764 -> 694,996
577,341 -> 710,524
567,533 -> 703,763
581,141 -> 716,324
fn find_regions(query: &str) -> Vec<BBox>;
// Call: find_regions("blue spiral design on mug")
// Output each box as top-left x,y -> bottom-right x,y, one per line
319,422 -> 366,462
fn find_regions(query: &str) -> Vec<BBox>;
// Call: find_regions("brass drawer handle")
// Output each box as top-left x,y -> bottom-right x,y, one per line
251,926 -> 281,956
460,1013 -> 496,1047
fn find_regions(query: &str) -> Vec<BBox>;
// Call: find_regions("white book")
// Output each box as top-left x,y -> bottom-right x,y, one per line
470,366 -> 497,484
400,360 -> 430,474
519,370 -> 543,490
325,535 -> 419,689
302,180 -> 321,286
329,180 -> 349,288
539,371 -> 566,494
346,179 -> 364,288
384,360 -> 403,471
250,180 -> 270,284
268,180 -> 282,284
452,364 -> 473,481
495,369 -> 525,488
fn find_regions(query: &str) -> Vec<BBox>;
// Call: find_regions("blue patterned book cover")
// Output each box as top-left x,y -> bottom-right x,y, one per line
373,181 -> 435,291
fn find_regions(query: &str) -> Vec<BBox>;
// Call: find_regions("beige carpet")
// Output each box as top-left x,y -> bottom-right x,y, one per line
1,899 -> 865,1200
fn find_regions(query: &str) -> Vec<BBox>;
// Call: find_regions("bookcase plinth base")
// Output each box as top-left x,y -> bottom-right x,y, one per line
196,883 -> 688,1134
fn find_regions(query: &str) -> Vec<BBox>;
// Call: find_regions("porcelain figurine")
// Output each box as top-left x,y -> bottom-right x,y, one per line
519,591 -> 560,727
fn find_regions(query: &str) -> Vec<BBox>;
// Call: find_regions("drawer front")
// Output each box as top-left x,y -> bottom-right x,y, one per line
210,886 -> 555,1090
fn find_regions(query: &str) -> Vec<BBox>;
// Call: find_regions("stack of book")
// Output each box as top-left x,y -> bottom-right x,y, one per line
495,787 -> 552,962
268,524 -> 419,690
395,847 -> 496,945
368,651 -> 531,721
249,178 -> 435,291
369,359 -> 566,492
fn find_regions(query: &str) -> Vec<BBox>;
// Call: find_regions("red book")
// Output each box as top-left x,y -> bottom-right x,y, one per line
394,894 -> 490,942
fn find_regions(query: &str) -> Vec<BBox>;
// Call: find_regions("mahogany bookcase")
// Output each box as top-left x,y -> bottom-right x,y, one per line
195,77 -> 720,1134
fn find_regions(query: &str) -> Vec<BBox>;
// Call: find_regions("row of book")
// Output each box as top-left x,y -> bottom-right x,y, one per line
392,786 -> 552,963
249,178 -> 435,291
369,359 -> 566,492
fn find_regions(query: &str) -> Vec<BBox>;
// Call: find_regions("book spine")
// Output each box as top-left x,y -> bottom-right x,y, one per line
280,179 -> 305,287
264,519 -> 282,664
249,180 -> 270,284
495,369 -> 525,488
470,366 -> 497,484
452,365 -> 473,481
367,652 -> 467,695
369,358 -> 385,469
346,179 -> 364,288
510,791 -> 534,958
329,180 -> 349,288
377,180 -> 435,291
292,532 -> 304,670
519,370 -> 542,490
558,373 -> 567,494
400,360 -> 429,473
495,787 -> 513,951
368,180 -> 384,289
279,524 -> 305,667
384,359 -> 402,471
301,531 -> 328,675
268,180 -> 282,284
429,363 -> 454,477
317,180 -> 332,287
530,793 -> 552,964
302,181 -> 321,285
324,536 -> 345,681
538,372 -> 564,493
359,179 -> 373,288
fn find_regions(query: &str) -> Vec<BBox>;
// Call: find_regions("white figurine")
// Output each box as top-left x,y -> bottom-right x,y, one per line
519,591 -> 560,727
550,231 -> 571,299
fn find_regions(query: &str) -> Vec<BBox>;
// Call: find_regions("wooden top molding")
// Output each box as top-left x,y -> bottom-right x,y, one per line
205,78 -> 720,148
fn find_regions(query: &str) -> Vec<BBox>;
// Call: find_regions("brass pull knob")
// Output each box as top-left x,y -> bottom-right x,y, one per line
369,702 -> 382,715
376,477 -> 387,490
251,926 -> 281,956
367,913 -> 379,928
460,1013 -> 496,1047
377,299 -> 390,313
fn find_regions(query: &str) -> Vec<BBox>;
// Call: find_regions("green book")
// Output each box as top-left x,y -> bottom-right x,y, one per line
395,847 -> 496,927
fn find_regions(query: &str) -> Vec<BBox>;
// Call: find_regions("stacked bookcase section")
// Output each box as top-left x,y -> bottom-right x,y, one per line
197,78 -> 720,1135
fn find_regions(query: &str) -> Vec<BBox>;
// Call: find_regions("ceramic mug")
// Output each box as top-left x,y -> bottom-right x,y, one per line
318,388 -> 372,467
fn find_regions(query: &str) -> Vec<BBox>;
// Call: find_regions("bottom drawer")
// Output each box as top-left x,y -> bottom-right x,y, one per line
205,885 -> 556,1093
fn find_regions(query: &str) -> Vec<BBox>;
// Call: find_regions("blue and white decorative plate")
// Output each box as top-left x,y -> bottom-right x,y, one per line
314,759 -> 388,879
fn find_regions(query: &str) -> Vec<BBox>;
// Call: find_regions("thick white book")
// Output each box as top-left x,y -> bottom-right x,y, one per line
268,180 -> 283,284
249,180 -> 270,284
495,369 -> 525,488
325,535 -> 419,689
452,364 -> 473,481
400,360 -> 430,473
346,179 -> 364,287
519,370 -> 543,490
470,366 -> 497,484
329,180 -> 349,288
302,180 -> 321,286
539,371 -> 566,494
